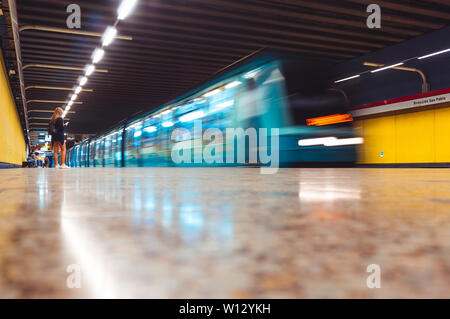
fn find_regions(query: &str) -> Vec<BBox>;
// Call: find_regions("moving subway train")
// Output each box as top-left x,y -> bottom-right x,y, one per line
67,54 -> 359,168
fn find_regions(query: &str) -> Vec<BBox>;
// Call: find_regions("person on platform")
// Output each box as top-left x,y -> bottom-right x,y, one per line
49,107 -> 69,169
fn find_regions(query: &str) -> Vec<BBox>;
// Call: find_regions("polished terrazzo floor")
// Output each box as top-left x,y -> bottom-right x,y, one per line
0,167 -> 449,298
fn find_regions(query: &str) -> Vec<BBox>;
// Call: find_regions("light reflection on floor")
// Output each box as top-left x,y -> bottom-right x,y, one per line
0,167 -> 449,298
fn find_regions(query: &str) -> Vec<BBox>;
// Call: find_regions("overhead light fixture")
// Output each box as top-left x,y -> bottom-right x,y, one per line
118,0 -> 138,20
66,105 -> 71,111
161,109 -> 171,115
85,64 -> 95,76
203,88 -> 222,98
79,76 -> 88,86
161,121 -> 174,128
92,48 -> 105,64
68,101 -> 74,107
334,74 -> 360,83
418,48 -> 450,60
75,86 -> 82,94
71,94 -> 78,101
102,26 -> 117,47
179,110 -> 205,122
370,62 -> 404,73
225,81 -> 241,89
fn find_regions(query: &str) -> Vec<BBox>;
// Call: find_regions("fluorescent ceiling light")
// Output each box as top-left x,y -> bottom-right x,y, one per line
179,110 -> 205,122
161,121 -> 174,128
102,26 -> 117,47
118,0 -> 138,20
334,74 -> 360,83
85,64 -> 95,76
370,62 -> 404,73
79,76 -> 88,86
418,48 -> 450,60
71,94 -> 77,101
75,86 -> 82,94
92,48 -> 105,64
225,81 -> 241,89
68,101 -> 74,107
203,88 -> 222,97
66,106 -> 71,111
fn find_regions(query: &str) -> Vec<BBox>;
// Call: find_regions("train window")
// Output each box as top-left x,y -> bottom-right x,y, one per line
111,129 -> 123,167
80,143 -> 85,167
124,121 -> 143,166
95,138 -> 104,167
104,135 -> 114,167
141,118 -> 159,166
234,61 -> 289,129
89,140 -> 96,167
74,145 -> 79,167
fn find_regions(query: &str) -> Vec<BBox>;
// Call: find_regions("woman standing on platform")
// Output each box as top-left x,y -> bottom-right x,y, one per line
49,107 -> 70,169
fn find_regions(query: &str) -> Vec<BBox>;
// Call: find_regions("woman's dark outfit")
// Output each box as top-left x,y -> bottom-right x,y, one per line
51,117 -> 65,144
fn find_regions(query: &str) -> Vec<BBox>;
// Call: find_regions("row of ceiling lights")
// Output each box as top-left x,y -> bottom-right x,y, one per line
62,0 -> 139,118
334,48 -> 450,83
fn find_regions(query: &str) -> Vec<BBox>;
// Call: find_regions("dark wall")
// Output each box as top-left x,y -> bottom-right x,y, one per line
330,26 -> 450,107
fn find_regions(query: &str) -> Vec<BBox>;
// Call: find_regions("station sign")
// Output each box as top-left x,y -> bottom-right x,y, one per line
351,88 -> 450,118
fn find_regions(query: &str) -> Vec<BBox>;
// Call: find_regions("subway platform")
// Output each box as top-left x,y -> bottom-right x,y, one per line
0,167 -> 449,298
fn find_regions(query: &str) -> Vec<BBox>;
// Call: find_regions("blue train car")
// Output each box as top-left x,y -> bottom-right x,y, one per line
67,54 -> 359,168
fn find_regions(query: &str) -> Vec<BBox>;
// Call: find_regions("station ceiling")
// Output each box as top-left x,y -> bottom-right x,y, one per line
13,0 -> 450,135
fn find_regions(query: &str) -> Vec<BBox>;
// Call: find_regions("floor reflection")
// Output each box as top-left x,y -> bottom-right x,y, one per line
0,168 -> 449,298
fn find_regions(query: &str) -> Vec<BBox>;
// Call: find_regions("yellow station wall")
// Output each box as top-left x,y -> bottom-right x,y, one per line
0,51 -> 27,166
356,105 -> 450,164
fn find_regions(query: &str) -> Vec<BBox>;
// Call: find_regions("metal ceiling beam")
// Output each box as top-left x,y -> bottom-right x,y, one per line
23,64 -> 108,72
29,116 -> 70,120
28,109 -> 75,113
25,85 -> 93,92
27,100 -> 83,104
19,25 -> 133,40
